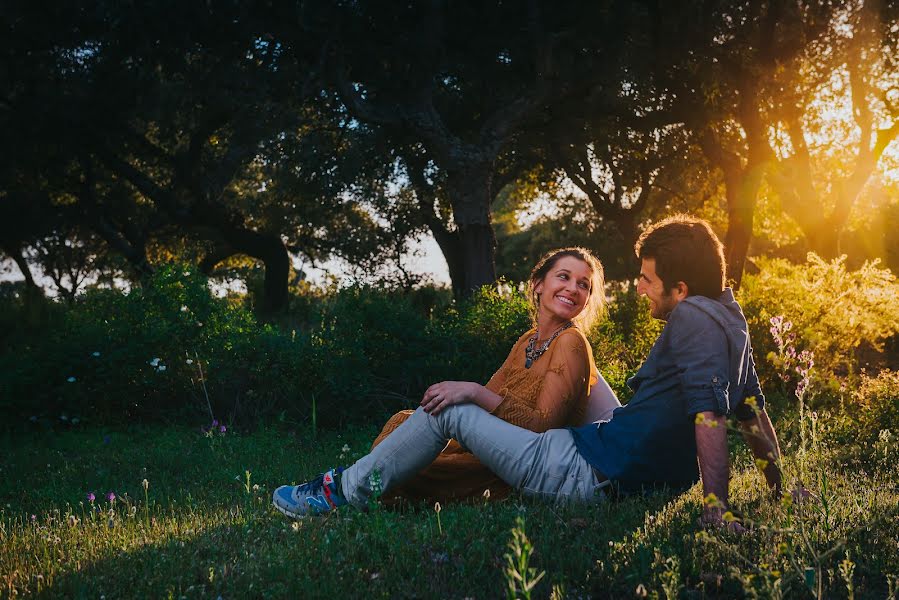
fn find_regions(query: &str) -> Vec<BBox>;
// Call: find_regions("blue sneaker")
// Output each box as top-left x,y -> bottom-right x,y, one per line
272,468 -> 347,518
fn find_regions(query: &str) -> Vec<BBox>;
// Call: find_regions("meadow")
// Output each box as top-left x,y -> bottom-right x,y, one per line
1,256 -> 898,598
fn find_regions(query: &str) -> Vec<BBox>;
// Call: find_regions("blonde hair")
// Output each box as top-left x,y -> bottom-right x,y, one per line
527,247 -> 605,333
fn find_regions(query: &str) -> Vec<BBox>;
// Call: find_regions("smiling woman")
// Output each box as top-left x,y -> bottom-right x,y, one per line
366,247 -> 615,506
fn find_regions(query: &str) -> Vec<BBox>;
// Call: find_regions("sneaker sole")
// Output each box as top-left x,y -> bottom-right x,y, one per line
272,500 -> 308,520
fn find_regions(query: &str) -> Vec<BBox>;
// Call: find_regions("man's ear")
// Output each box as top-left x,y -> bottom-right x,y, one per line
672,281 -> 689,301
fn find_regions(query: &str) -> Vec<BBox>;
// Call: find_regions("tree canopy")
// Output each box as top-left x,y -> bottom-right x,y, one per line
2,0 -> 897,310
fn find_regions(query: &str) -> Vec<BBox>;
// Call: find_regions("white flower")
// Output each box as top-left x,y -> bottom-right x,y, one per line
157,365 -> 167,372
186,359 -> 194,365
180,305 -> 188,312
341,444 -> 351,453
67,376 -> 76,383
149,358 -> 160,367
91,351 -> 101,357
183,271 -> 191,277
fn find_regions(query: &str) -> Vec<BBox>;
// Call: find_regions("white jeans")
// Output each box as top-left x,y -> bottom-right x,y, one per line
341,405 -> 607,507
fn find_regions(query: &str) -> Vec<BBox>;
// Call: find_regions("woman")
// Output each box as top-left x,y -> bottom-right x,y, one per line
370,247 -> 615,505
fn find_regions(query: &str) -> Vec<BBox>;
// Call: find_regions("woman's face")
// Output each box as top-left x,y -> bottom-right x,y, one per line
534,256 -> 593,326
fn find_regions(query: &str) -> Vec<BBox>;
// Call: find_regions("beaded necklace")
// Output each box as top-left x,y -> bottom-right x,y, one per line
524,322 -> 573,368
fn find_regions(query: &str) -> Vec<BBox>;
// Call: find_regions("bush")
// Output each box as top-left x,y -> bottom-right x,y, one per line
854,369 -> 899,446
739,254 -> 899,399
0,272 -> 535,428
590,285 -> 664,402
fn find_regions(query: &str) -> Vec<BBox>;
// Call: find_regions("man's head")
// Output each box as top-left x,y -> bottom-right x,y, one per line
634,215 -> 726,320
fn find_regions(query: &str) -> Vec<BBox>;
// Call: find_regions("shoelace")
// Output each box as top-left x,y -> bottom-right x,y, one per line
291,474 -> 325,501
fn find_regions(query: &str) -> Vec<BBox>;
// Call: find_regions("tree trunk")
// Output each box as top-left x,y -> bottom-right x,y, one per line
3,243 -> 43,298
429,227 -> 466,297
723,163 -> 763,290
216,226 -> 290,314
446,162 -> 497,295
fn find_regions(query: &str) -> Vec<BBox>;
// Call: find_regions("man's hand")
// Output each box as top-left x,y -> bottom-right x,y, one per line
421,381 -> 483,415
699,506 -> 747,533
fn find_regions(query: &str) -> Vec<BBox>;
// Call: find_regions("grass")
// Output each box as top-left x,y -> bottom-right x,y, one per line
0,422 -> 897,599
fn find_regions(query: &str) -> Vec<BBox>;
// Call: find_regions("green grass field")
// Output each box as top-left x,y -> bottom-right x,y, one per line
1,423 -> 897,599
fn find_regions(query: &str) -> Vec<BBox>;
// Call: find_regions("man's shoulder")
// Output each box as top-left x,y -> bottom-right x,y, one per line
667,297 -> 723,332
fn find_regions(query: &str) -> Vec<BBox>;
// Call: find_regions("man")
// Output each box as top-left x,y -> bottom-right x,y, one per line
273,215 -> 783,527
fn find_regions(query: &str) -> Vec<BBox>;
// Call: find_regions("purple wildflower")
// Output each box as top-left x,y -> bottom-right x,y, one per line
31,514 -> 36,522
106,492 -> 116,502
212,419 -> 219,428
87,492 -> 96,503
219,425 -> 227,434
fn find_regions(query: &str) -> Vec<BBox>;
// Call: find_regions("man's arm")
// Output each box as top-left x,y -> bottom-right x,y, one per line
694,411 -> 735,527
738,408 -> 783,497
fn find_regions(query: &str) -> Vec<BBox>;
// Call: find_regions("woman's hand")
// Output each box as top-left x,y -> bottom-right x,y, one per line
421,381 -> 483,415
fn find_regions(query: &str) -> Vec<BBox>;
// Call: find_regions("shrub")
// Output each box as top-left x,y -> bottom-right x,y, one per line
590,285 -> 664,402
853,370 -> 899,448
739,254 -> 899,399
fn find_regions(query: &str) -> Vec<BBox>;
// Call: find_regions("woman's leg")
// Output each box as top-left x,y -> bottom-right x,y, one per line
340,405 -> 602,507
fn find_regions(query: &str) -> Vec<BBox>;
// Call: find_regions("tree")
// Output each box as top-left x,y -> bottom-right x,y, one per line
316,0 -> 634,295
767,0 -> 899,256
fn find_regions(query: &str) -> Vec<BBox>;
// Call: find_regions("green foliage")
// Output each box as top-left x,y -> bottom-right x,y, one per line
0,269 -> 531,428
829,370 -> 899,467
739,254 -> 899,399
589,285 -> 665,401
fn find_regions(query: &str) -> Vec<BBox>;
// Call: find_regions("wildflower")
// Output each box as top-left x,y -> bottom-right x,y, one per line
722,511 -> 736,523
635,583 -> 648,598
186,359 -> 194,365
180,305 -> 188,312
183,270 -> 191,277
87,492 -> 96,503
434,501 -> 441,514
31,514 -> 36,522
341,444 -> 351,454
92,351 -> 101,357
106,492 -> 116,503
157,365 -> 167,372
291,521 -> 300,532
219,425 -> 227,434
67,376 -> 76,383
252,484 -> 260,492
483,488 -> 491,501
149,358 -> 160,367
212,419 -> 219,428
142,479 -> 149,491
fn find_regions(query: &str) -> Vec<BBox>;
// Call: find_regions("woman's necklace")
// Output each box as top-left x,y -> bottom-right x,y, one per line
524,322 -> 573,368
